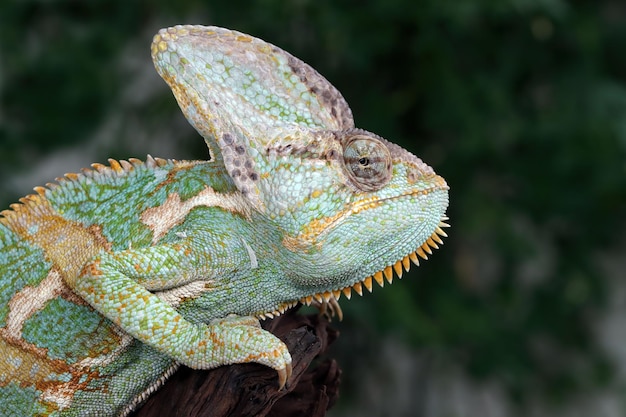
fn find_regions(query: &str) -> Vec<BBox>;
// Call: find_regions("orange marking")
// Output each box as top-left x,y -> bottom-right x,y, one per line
282,185 -> 446,251
0,327 -> 113,406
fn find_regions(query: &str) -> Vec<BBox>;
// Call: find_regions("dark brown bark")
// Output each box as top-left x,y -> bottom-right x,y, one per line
131,308 -> 341,417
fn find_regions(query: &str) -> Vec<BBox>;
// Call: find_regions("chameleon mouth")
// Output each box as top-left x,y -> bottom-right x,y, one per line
257,216 -> 449,321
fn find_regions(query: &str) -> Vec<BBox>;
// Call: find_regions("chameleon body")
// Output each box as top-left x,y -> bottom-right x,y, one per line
0,25 -> 449,416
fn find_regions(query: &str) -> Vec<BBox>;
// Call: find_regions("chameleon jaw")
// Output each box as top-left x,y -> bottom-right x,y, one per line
257,217 -> 450,321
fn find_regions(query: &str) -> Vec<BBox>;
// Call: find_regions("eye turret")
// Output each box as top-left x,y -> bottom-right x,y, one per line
341,132 -> 392,191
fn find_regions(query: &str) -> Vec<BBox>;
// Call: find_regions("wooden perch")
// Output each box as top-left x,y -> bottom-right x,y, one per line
131,309 -> 341,417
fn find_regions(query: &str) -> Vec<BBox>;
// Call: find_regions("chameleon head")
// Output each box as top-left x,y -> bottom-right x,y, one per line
264,127 -> 449,302
151,25 -> 449,308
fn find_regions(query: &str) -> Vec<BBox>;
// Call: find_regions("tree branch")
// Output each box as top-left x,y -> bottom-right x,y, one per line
131,309 -> 341,417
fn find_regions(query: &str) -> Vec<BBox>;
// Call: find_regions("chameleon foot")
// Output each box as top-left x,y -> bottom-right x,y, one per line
195,315 -> 293,388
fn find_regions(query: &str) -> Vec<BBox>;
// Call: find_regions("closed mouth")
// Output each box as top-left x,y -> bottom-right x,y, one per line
258,215 -> 450,321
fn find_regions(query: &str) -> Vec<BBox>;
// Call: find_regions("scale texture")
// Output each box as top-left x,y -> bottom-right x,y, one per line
0,25 -> 449,416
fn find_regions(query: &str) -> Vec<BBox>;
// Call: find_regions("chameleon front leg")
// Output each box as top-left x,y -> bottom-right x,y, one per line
68,240 -> 292,387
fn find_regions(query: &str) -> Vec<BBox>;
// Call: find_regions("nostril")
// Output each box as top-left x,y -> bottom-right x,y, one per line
407,167 -> 420,184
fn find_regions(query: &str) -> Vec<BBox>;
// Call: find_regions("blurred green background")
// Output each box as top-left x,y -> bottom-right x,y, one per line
1,1 -> 625,416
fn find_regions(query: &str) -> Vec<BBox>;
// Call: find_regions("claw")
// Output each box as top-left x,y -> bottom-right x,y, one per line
277,362 -> 292,390
329,297 -> 343,321
308,295 -> 343,322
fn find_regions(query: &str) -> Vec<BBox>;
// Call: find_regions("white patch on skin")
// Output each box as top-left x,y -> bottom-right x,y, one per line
241,238 -> 258,269
155,280 -> 213,308
140,186 -> 253,244
4,269 -> 82,341
41,383 -> 76,411
3,267 -> 132,381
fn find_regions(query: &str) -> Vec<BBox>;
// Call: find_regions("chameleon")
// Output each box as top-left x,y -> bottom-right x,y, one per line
0,25 -> 449,416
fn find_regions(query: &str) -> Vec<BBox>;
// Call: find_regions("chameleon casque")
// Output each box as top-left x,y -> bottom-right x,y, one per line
0,25 -> 449,416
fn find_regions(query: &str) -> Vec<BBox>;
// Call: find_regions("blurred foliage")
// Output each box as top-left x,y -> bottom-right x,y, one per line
1,0 -> 625,411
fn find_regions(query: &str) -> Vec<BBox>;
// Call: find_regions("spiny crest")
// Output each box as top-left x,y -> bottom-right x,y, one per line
303,218 -> 449,302
257,218 -> 450,321
0,156 -> 172,225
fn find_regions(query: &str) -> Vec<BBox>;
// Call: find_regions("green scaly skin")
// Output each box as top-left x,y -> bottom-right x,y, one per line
0,25 -> 449,416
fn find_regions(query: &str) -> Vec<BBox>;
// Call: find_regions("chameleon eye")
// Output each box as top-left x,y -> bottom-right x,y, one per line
342,133 -> 392,191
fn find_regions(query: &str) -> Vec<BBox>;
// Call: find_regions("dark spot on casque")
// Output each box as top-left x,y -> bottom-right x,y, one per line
291,146 -> 306,156
287,55 -> 306,79
286,54 -> 354,129
266,143 -> 297,156
233,158 -> 241,167
235,145 -> 245,155
249,172 -> 259,181
244,160 -> 253,169
232,169 -> 241,177
223,133 -> 234,145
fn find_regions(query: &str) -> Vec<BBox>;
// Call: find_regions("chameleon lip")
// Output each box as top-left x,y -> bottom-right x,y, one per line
257,216 -> 450,321
353,180 -> 449,210
288,181 -> 449,246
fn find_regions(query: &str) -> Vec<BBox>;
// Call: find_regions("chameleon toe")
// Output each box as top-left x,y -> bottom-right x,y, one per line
277,362 -> 292,390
